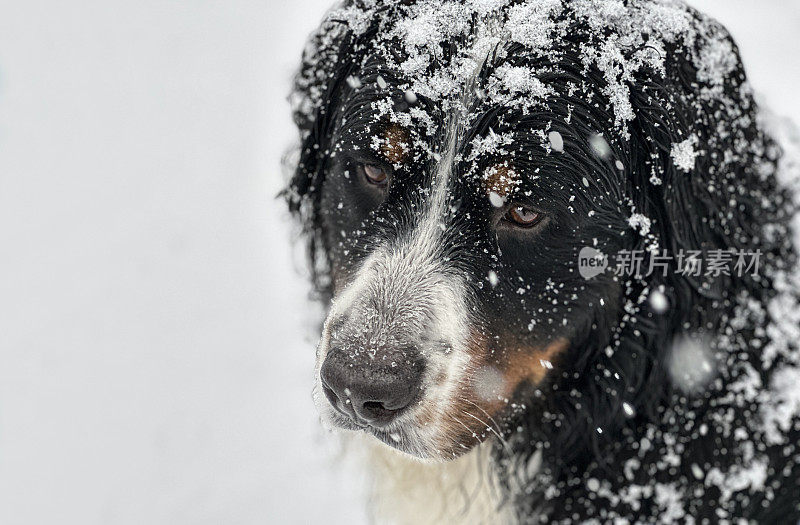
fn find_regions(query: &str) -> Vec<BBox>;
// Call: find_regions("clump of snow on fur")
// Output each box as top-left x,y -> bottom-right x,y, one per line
671,135 -> 700,172
761,364 -> 800,445
487,64 -> 553,110
627,213 -> 651,236
506,0 -> 564,50
346,75 -> 362,89
468,130 -> 513,161
705,457 -> 769,504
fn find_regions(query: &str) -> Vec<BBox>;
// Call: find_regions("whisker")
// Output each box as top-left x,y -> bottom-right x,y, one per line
460,408 -> 513,455
457,397 -> 510,447
461,397 -> 505,436
451,415 -> 482,446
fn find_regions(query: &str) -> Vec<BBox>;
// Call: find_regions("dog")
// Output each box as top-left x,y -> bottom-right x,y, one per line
284,0 -> 800,522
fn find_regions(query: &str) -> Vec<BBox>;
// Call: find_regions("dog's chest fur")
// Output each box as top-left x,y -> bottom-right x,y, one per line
345,435 -> 515,525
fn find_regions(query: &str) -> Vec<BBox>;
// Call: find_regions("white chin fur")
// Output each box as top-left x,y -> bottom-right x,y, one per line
341,433 -> 515,525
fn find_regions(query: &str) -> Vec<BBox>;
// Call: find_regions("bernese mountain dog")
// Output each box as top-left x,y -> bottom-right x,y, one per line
283,0 -> 800,522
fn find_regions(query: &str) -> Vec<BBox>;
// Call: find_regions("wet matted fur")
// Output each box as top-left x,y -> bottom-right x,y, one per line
284,0 -> 800,522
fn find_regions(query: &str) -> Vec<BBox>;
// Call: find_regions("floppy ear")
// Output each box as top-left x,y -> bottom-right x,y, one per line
627,31 -> 766,302
284,5 -> 374,296
288,18 -> 354,208
525,40 -> 762,484
632,77 -> 708,246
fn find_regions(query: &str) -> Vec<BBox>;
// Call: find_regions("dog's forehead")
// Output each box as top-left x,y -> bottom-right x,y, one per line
297,0 -> 741,156
333,36 -> 585,201
356,114 -> 525,204
314,0 -> 752,233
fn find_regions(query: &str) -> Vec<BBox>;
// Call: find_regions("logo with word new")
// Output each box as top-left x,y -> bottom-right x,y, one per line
578,246 -> 608,280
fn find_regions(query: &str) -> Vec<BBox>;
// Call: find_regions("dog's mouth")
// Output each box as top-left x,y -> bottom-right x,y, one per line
321,379 -> 424,429
318,400 -> 440,458
316,391 -> 489,460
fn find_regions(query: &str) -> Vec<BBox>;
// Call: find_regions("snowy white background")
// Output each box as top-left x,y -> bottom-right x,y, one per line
0,1 -> 797,523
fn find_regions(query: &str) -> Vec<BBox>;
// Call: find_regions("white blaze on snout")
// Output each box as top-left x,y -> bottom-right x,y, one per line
316,120 -> 475,452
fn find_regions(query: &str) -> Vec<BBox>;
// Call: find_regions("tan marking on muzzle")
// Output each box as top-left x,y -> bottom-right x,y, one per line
500,338 -> 569,388
426,338 -> 569,458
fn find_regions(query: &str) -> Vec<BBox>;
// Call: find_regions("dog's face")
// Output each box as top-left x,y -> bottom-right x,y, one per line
292,0 -> 746,461
311,49 -> 633,461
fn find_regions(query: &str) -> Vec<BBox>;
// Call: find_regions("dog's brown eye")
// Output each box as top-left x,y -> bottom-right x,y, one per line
363,164 -> 388,185
505,205 -> 542,228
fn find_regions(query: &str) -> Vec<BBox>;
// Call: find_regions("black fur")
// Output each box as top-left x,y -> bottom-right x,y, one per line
285,1 -> 800,522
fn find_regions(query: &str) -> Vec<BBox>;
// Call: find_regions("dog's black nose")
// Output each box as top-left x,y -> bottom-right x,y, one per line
320,347 -> 424,427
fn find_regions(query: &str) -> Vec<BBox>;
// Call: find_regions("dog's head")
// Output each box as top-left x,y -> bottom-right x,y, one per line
286,0 -> 781,461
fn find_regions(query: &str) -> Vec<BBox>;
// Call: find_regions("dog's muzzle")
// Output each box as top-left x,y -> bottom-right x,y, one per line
314,232 -> 473,457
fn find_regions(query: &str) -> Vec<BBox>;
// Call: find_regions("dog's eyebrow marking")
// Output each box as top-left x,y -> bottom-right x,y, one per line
484,163 -> 520,198
380,123 -> 410,164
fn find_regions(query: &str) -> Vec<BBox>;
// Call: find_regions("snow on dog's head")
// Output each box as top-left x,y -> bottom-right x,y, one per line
285,0 -> 781,461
